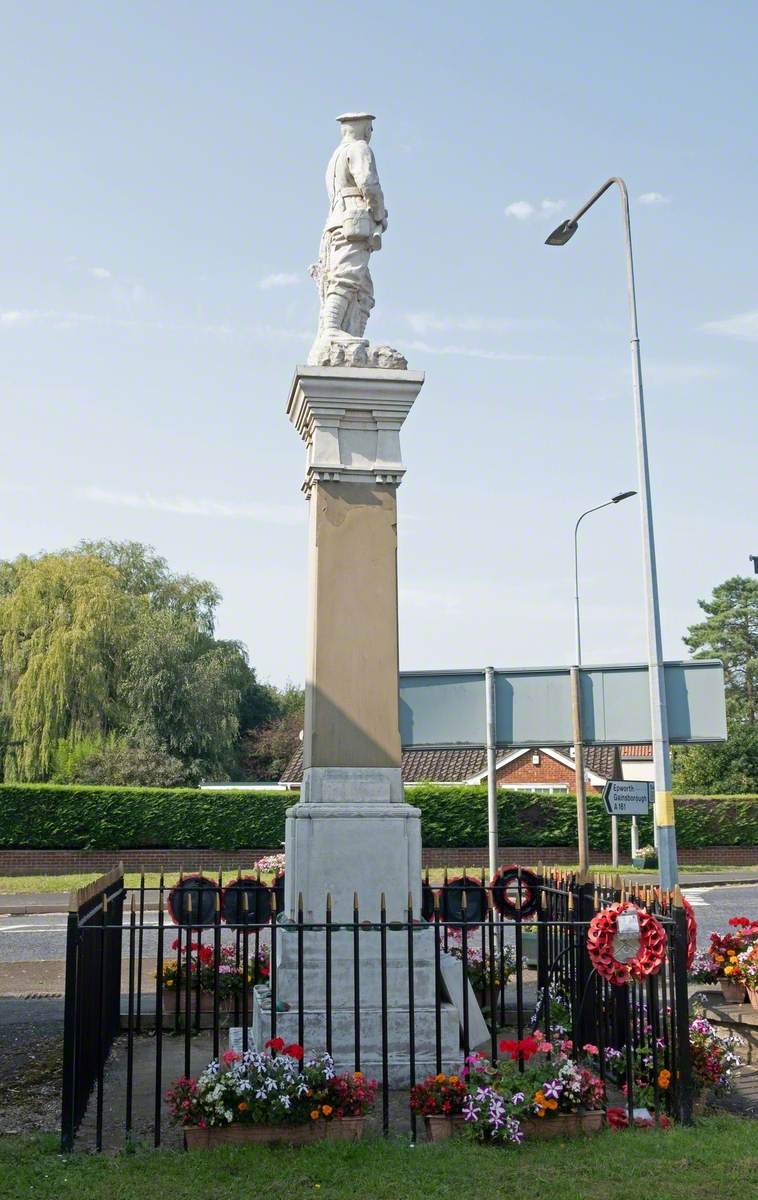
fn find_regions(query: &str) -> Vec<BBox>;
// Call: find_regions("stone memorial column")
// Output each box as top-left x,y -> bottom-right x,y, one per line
284,365 -> 424,924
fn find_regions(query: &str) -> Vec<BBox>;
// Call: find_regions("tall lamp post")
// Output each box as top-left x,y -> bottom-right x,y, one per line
573,491 -> 636,871
546,176 -> 679,889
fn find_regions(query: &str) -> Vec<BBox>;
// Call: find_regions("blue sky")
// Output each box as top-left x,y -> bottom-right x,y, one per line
1,2 -> 756,686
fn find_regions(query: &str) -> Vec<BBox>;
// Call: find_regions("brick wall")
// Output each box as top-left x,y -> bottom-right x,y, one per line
1,844 -> 756,876
496,751 -> 600,793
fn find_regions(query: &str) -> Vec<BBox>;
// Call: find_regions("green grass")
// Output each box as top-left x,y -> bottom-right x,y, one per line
2,861 -> 755,895
1,1118 -> 755,1200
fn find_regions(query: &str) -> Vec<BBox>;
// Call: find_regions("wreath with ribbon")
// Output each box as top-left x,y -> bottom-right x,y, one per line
586,901 -> 667,985
490,865 -> 541,919
682,895 -> 697,970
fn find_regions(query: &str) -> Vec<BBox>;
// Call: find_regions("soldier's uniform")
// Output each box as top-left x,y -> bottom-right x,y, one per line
315,114 -> 387,339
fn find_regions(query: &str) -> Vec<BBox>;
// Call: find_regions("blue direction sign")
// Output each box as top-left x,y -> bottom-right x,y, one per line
602,780 -> 652,817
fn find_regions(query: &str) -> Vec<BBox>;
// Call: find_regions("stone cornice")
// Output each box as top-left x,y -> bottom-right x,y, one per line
287,366 -> 425,495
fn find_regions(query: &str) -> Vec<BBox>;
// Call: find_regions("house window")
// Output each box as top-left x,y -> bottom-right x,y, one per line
531,753 -> 540,765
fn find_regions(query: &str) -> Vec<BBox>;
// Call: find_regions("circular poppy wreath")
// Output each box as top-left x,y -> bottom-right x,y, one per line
220,876 -> 273,926
682,895 -> 697,970
439,876 -> 489,925
490,865 -> 540,919
586,901 -> 667,985
166,874 -> 220,927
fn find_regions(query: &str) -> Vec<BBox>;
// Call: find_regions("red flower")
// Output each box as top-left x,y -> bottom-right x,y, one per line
265,1037 -> 285,1052
606,1107 -> 628,1129
198,944 -> 214,965
499,1035 -> 540,1062
284,1043 -> 304,1060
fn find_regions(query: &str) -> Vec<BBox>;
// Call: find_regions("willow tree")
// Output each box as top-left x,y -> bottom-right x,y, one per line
0,553 -> 135,779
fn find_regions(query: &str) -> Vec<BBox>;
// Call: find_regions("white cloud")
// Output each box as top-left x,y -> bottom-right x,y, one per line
638,192 -> 671,206
89,266 -> 112,279
0,310 -> 39,326
405,339 -> 542,363
258,272 -> 301,290
405,312 -> 530,335
80,486 -> 305,526
0,308 -> 309,343
505,200 -> 535,220
505,198 -> 565,221
702,309 -> 758,343
644,360 -> 723,384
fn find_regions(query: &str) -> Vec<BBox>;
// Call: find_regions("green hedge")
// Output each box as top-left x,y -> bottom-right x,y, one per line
0,783 -> 756,851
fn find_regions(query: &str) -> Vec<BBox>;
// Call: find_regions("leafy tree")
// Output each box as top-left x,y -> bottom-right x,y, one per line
63,736 -> 191,787
684,575 -> 758,725
239,685 -> 304,781
0,541 -> 274,782
0,554 -> 134,778
672,725 -> 758,794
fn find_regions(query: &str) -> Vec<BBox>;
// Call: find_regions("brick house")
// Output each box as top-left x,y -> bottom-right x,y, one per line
280,743 -> 626,793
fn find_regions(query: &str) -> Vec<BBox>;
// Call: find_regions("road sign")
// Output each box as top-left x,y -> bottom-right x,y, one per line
602,780 -> 652,817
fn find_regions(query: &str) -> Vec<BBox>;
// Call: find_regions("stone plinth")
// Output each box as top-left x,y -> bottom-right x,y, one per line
255,365 -> 461,1081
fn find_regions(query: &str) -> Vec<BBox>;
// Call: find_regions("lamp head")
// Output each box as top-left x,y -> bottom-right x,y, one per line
545,219 -> 579,246
612,490 -> 637,504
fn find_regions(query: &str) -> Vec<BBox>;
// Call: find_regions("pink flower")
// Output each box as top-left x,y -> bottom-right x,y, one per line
221,1049 -> 241,1066
583,1044 -> 599,1055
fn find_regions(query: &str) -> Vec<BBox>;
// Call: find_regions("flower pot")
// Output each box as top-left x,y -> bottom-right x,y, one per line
748,987 -> 758,1011
719,978 -> 747,1004
520,1109 -> 605,1139
631,856 -> 646,870
162,988 -> 254,1027
325,1116 -> 365,1142
184,1122 -> 326,1149
423,1114 -> 466,1142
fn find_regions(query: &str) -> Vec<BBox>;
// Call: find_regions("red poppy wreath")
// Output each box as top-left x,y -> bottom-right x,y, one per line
586,901 -> 667,985
682,895 -> 697,970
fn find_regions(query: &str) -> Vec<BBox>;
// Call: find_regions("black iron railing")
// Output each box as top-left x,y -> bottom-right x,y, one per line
60,866 -> 694,1151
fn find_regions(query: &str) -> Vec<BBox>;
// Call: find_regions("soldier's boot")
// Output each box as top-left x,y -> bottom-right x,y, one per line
320,293 -> 349,335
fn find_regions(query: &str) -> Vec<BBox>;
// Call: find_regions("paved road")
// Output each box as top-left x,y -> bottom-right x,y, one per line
1,883 -> 755,972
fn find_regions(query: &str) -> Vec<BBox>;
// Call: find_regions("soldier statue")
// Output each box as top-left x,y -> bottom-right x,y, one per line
308,113 -> 405,368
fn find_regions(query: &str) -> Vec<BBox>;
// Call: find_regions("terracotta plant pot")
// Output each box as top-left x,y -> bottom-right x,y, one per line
521,1109 -> 605,1139
325,1116 -> 365,1142
719,978 -> 747,1004
747,987 -> 758,1011
423,1114 -> 466,1141
185,1122 -> 326,1149
162,988 -> 256,1027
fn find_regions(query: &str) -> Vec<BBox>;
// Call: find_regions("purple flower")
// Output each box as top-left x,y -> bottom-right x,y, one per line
462,1096 -> 480,1122
544,1079 -> 563,1100
511,1092 -> 525,1104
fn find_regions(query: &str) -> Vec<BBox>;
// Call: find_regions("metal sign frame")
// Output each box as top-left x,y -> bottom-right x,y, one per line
399,659 -> 726,748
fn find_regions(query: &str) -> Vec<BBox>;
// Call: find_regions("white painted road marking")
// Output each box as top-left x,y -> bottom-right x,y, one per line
681,890 -> 709,906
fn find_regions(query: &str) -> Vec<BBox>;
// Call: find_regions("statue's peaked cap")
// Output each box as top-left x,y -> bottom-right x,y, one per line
336,112 -> 375,123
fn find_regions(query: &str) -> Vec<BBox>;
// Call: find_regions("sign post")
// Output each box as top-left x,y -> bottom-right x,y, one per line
602,781 -> 652,817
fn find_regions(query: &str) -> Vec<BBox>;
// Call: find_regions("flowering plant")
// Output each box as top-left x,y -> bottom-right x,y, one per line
160,941 -> 269,999
735,943 -> 758,989
709,920 -> 758,979
445,928 -> 516,996
689,1017 -> 744,1094
255,853 -> 286,874
165,1045 -> 336,1128
688,950 -> 719,985
460,1041 -> 605,1143
607,1016 -> 743,1109
325,1071 -> 377,1118
410,1073 -> 467,1117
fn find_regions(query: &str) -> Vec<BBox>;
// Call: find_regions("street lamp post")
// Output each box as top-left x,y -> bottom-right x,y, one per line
573,491 -> 636,872
547,177 -> 679,889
